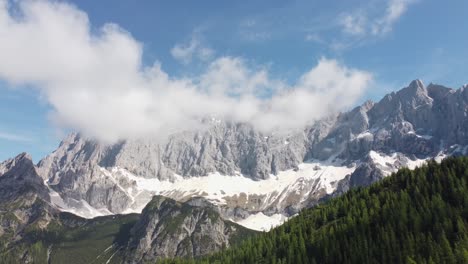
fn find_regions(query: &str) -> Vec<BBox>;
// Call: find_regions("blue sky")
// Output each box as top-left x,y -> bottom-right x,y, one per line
0,0 -> 467,162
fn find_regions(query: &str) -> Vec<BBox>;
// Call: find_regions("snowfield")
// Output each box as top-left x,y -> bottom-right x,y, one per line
45,150 -> 450,231
236,212 -> 289,231
45,158 -> 356,231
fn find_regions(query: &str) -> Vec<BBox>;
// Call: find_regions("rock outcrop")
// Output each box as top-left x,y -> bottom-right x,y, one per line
124,196 -> 254,262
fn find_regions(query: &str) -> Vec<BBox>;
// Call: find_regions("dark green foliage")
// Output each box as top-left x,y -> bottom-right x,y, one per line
0,213 -> 139,264
163,157 -> 468,264
47,214 -> 139,264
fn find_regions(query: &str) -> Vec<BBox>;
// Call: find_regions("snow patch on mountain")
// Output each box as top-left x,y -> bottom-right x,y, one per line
356,131 -> 373,139
236,212 -> 288,232
118,159 -> 353,202
46,182 -> 112,218
42,158 -> 355,230
368,150 -> 448,176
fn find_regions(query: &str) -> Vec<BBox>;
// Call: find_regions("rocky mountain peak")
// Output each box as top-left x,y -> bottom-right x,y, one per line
1,152 -> 36,179
398,79 -> 432,105
0,152 -> 33,175
361,100 -> 375,112
426,83 -> 452,100
0,152 -> 50,202
408,79 -> 425,91
14,152 -> 33,161
124,195 -> 255,261
59,132 -> 81,146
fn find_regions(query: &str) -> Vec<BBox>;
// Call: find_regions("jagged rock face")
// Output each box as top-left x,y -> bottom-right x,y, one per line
428,84 -> 468,146
160,123 -> 308,179
37,122 -> 317,214
32,80 -> 468,227
0,153 -> 57,263
124,196 -> 253,262
38,122 -> 310,182
0,153 -> 50,203
347,160 -> 385,189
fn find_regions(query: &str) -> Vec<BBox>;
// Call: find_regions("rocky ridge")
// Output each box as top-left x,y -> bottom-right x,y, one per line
124,196 -> 254,262
0,153 -> 57,263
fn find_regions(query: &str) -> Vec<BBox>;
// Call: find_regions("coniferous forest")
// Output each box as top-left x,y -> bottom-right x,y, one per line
161,157 -> 468,264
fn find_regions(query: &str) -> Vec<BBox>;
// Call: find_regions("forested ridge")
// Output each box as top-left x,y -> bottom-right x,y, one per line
160,157 -> 468,264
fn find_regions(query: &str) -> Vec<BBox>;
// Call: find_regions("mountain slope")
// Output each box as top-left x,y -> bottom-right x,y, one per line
42,213 -> 139,264
176,156 -> 468,264
0,155 -> 254,263
0,153 -> 58,263
0,153 -> 135,264
124,196 -> 255,263
34,80 -> 468,230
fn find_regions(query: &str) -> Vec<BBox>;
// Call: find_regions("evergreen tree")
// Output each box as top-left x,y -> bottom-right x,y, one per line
160,157 -> 468,264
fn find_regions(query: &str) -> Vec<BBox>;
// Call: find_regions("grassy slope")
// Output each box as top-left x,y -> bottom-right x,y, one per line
48,213 -> 139,264
0,213 -> 139,264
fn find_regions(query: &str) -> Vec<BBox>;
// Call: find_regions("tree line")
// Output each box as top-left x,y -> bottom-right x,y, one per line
159,157 -> 468,264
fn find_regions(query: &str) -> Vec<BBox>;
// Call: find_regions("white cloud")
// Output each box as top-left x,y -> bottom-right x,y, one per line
254,58 -> 372,131
170,33 -> 214,64
340,12 -> 367,36
238,18 -> 271,42
340,0 -> 417,37
0,0 -> 373,142
0,131 -> 33,142
372,0 -> 416,35
305,33 -> 324,43
199,57 -> 276,97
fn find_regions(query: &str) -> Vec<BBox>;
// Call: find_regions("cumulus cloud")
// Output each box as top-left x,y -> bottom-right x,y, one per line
340,0 -> 417,37
171,33 -> 214,64
0,0 -> 373,142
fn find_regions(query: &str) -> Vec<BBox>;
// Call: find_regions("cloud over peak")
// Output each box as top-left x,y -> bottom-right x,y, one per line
0,0 -> 373,142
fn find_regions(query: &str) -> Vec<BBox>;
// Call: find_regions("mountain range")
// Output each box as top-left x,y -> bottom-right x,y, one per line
1,79 -> 468,262
34,80 -> 468,229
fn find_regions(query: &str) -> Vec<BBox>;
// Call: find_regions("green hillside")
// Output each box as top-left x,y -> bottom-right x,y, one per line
0,213 -> 139,264
163,157 -> 468,264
